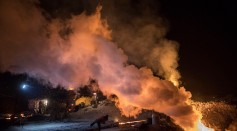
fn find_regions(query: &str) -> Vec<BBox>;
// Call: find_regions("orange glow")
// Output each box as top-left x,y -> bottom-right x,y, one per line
168,74 -> 214,131
169,73 -> 179,87
119,120 -> 146,125
190,101 -> 214,131
114,117 -> 119,122
0,2 -> 217,130
68,87 -> 74,90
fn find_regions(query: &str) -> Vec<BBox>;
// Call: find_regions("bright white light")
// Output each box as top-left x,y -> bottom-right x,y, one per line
93,93 -> 97,100
5,117 -> 11,120
22,84 -> 27,89
45,99 -> 48,106
197,119 -> 213,131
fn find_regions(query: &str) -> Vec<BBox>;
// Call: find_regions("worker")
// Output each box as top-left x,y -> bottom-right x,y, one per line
90,114 -> 109,131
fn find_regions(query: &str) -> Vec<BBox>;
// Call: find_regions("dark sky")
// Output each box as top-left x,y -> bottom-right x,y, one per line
159,0 -> 237,98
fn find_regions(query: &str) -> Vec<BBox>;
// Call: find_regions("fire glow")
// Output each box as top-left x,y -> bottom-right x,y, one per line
0,0 -> 214,130
197,119 -> 213,131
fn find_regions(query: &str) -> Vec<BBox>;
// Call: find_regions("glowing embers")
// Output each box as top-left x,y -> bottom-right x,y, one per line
119,119 -> 147,129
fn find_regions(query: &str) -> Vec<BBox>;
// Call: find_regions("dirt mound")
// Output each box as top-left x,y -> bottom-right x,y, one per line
69,100 -> 183,130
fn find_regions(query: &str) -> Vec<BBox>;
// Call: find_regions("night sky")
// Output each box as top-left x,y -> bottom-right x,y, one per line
159,0 -> 237,98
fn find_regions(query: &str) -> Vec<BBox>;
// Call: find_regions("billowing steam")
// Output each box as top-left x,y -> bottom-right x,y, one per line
101,0 -> 181,86
0,0 -> 200,130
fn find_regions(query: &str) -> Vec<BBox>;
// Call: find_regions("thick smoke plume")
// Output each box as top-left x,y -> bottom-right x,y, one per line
101,0 -> 181,86
0,0 -> 199,130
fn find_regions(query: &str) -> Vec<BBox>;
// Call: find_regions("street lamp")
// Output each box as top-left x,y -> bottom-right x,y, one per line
93,92 -> 97,99
44,99 -> 48,106
93,92 -> 97,96
93,92 -> 97,104
21,84 -> 29,90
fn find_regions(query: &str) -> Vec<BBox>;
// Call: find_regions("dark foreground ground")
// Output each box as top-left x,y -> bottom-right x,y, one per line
0,100 -> 183,131
1,120 -> 183,131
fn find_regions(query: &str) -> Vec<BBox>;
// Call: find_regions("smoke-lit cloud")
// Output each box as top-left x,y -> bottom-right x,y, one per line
0,0 -> 200,130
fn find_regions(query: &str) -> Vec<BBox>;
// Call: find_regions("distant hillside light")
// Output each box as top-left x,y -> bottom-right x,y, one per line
22,84 -> 28,89
93,92 -> 97,99
45,99 -> 48,106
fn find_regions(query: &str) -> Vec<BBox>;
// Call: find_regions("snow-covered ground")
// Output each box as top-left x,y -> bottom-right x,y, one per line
3,121 -> 89,131
1,101 -> 122,131
1,100 -> 172,131
3,120 -> 119,131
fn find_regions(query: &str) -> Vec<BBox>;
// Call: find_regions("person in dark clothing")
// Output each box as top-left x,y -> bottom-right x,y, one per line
39,101 -> 43,114
90,114 -> 109,130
